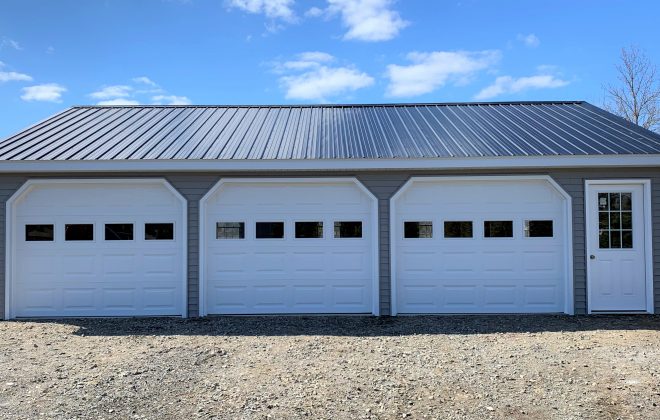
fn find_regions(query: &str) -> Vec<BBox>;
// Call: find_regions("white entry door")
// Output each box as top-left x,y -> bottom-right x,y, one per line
587,182 -> 649,312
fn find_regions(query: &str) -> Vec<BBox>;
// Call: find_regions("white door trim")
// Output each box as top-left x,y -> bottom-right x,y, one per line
4,178 -> 189,319
390,175 -> 574,315
198,177 -> 380,316
585,179 -> 653,314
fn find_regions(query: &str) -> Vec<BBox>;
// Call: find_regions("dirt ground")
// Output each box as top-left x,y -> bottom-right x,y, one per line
0,315 -> 658,420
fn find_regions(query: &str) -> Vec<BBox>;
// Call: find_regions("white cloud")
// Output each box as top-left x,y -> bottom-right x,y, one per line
46,46 -> 55,54
305,6 -> 324,17
0,61 -> 32,83
518,33 -> 540,48
89,85 -> 132,100
326,0 -> 408,41
152,95 -> 192,105
0,37 -> 22,50
89,77 -> 190,105
0,70 -> 32,82
228,0 -> 296,22
275,52 -> 373,101
277,51 -> 335,71
385,50 -> 501,97
297,51 -> 334,63
21,83 -> 66,102
97,98 -> 141,106
282,67 -> 374,101
132,76 -> 158,87
475,74 -> 569,100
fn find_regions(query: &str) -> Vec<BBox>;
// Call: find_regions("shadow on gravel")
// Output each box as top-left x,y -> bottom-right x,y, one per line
11,314 -> 660,337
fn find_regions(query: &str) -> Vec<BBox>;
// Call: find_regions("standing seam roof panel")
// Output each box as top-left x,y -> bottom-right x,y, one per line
450,106 -> 515,156
202,107 -> 250,159
555,104 -> 660,153
219,107 -> 264,159
244,108 -> 281,160
122,108 -> 199,159
262,107 -> 292,160
534,105 -> 634,154
0,108 -> 96,159
82,108 -> 164,160
69,108 -> 157,160
520,105 -> 612,154
108,108 -> 182,160
485,105 -> 551,155
158,108 -> 219,159
578,102 -> 660,146
187,108 -> 235,159
0,107 -> 77,154
460,106 -> 528,156
391,107 -> 433,157
494,106 -> 577,155
469,107 -> 535,156
2,102 -> 660,161
45,108 -> 139,160
407,107 -> 453,157
232,107 -> 270,159
443,106 -> 500,156
142,108 -> 211,159
14,108 -> 119,161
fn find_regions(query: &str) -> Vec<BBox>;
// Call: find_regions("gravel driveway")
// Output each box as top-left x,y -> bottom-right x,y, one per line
0,315 -> 658,419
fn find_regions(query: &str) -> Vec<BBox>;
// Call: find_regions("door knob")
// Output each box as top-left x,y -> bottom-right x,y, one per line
590,255 -> 596,260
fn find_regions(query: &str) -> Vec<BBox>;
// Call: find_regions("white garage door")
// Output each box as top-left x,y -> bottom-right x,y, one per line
201,178 -> 377,315
8,179 -> 186,318
392,177 -> 571,314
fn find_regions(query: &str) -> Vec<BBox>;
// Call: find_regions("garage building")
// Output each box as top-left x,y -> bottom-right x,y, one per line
0,101 -> 658,318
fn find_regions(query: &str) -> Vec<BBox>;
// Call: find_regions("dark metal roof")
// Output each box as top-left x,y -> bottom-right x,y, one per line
1,101 -> 659,161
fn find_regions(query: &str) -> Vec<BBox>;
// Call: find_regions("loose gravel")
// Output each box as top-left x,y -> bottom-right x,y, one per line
0,315 -> 658,419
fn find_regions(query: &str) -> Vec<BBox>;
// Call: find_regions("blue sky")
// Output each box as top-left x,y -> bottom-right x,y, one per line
1,0 -> 659,138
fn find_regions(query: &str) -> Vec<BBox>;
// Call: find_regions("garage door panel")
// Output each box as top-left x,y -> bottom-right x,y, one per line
290,252 -> 326,272
293,286 -> 325,305
204,180 -> 376,314
524,285 -> 559,306
443,286 -> 478,307
395,178 -> 568,314
102,254 -> 137,275
143,254 -> 177,275
10,181 -> 186,318
62,288 -> 96,309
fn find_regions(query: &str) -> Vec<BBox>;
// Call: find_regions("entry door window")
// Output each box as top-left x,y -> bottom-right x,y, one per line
598,192 -> 633,249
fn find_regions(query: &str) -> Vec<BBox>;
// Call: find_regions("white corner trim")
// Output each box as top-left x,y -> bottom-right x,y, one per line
0,154 -> 659,173
584,179 -> 654,314
4,178 -> 188,319
198,177 -> 380,316
389,175 -> 574,316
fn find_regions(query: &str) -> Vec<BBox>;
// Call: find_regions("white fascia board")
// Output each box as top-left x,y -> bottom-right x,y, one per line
0,154 -> 659,172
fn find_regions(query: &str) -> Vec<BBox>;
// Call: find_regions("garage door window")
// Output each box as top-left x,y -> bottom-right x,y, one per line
334,221 -> 362,238
256,222 -> 284,239
484,221 -> 513,238
524,220 -> 553,238
145,223 -> 174,240
217,222 -> 245,239
65,224 -> 94,241
444,221 -> 473,238
404,221 -> 432,238
295,222 -> 323,238
25,224 -> 54,241
105,223 -> 134,241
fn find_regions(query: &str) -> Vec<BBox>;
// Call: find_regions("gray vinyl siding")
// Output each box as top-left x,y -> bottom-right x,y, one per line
0,168 -> 657,318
